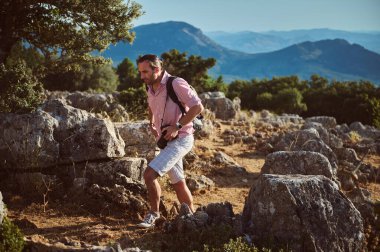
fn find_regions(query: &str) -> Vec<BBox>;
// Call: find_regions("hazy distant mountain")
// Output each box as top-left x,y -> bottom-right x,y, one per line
225,39 -> 380,83
206,28 -> 380,54
103,21 -> 380,84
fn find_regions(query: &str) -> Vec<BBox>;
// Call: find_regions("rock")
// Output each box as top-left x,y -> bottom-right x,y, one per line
42,99 -> 125,163
242,174 -> 364,252
0,110 -> 59,170
305,116 -> 337,129
59,91 -> 129,122
199,92 -> 225,99
302,121 -> 343,149
0,191 -> 5,224
261,151 -> 335,179
86,157 -> 147,185
115,121 -> 156,159
214,151 -> 240,166
186,174 -> 214,192
200,92 -> 238,120
196,119 -> 214,138
334,147 -> 360,164
273,128 -> 338,169
350,121 -> 380,139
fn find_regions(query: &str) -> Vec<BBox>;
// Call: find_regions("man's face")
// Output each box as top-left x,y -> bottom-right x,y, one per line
138,60 -> 160,86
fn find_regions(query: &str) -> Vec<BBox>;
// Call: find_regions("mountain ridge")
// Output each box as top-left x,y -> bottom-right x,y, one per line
102,21 -> 380,84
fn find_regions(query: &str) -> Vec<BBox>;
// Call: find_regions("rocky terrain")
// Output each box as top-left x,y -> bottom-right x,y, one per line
0,91 -> 379,251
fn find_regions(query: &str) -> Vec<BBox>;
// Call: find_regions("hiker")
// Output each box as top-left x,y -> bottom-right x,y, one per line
136,54 -> 204,228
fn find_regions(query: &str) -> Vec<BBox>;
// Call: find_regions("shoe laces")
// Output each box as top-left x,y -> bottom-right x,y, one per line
143,212 -> 158,224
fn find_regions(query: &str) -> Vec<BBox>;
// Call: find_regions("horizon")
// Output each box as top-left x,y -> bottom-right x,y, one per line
131,0 -> 380,32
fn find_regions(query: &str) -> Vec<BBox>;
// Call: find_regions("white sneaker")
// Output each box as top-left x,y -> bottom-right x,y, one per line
137,212 -> 160,228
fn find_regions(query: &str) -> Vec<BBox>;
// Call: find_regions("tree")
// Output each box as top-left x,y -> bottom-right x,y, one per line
0,1 -> 143,65
273,88 -> 307,114
161,49 -> 216,92
116,58 -> 140,90
43,62 -> 119,92
0,61 -> 44,113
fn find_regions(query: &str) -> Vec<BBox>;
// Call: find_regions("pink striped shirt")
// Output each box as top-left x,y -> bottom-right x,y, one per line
147,71 -> 202,139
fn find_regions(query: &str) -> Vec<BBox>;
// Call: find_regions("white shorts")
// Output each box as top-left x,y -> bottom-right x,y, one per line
149,134 -> 194,184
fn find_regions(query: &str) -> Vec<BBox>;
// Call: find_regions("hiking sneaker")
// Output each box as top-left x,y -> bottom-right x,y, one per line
137,211 -> 160,228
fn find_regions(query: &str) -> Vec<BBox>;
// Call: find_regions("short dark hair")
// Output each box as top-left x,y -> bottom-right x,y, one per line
136,54 -> 163,69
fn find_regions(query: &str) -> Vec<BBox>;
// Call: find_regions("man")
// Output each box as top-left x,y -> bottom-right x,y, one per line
136,54 -> 204,228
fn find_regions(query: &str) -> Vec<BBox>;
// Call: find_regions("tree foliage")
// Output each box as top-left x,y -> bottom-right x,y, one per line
116,57 -> 140,90
0,0 -> 143,66
0,61 -> 44,113
0,0 -> 142,112
44,62 -> 119,92
226,74 -> 380,127
161,49 -> 223,92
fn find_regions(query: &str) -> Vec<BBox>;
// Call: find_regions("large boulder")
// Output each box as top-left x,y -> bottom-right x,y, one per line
48,91 -> 129,122
261,151 -> 335,179
85,157 -> 147,185
273,128 -> 338,168
0,191 -> 5,224
115,121 -> 156,159
200,92 -> 238,120
0,110 -> 60,169
242,174 -> 364,252
42,99 -> 125,164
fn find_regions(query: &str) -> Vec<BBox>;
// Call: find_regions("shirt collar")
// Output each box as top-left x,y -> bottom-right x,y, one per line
160,71 -> 171,86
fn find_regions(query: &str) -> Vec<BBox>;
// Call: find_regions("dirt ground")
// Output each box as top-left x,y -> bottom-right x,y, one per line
3,120 -> 380,249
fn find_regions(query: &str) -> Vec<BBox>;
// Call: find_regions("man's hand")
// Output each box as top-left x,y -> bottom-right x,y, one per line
162,125 -> 179,141
150,123 -> 159,138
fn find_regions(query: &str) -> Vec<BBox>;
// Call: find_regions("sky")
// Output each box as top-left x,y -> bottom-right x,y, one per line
131,0 -> 380,32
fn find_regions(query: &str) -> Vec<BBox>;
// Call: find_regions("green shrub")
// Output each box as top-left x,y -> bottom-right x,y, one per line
0,61 -> 44,113
118,86 -> 148,120
0,217 -> 25,252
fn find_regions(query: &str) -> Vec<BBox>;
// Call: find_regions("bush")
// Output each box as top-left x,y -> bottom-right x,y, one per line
0,217 -> 25,252
0,61 -> 44,113
118,86 -> 148,120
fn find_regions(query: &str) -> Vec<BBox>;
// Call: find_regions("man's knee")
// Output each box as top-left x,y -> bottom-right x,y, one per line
172,179 -> 187,191
143,167 -> 159,183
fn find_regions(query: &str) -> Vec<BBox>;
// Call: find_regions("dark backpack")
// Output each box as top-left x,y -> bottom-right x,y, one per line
166,76 -> 204,130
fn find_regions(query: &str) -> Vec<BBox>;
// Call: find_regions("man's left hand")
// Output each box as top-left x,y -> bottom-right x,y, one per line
162,125 -> 179,141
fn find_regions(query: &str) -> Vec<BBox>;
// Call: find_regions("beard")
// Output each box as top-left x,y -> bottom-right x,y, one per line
143,73 -> 159,86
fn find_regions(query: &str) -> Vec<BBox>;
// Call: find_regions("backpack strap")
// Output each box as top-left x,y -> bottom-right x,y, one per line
166,76 -> 186,116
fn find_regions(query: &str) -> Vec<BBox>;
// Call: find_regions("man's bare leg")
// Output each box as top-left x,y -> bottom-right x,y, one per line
143,167 -> 161,212
172,179 -> 195,213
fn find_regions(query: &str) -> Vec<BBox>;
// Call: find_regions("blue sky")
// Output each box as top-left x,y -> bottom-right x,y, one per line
132,0 -> 380,32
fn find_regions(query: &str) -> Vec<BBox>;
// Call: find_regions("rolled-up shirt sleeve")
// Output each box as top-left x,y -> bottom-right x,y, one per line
172,78 -> 202,108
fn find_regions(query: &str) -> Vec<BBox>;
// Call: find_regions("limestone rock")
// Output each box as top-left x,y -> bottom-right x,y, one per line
42,99 -> 125,163
242,174 -> 364,252
200,92 -> 238,120
0,110 -> 59,169
86,157 -> 147,185
305,116 -> 337,129
115,121 -> 156,159
186,174 -> 214,192
261,151 -> 335,179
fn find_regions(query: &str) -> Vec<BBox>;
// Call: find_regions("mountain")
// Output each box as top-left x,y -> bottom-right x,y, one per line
206,28 -> 380,54
102,21 -> 245,67
225,39 -> 380,83
102,21 -> 380,84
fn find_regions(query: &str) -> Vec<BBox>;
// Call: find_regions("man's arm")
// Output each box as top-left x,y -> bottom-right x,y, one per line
163,103 -> 204,140
148,106 -> 159,138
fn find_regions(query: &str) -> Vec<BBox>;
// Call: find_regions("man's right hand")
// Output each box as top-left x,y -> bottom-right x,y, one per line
150,123 -> 159,138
